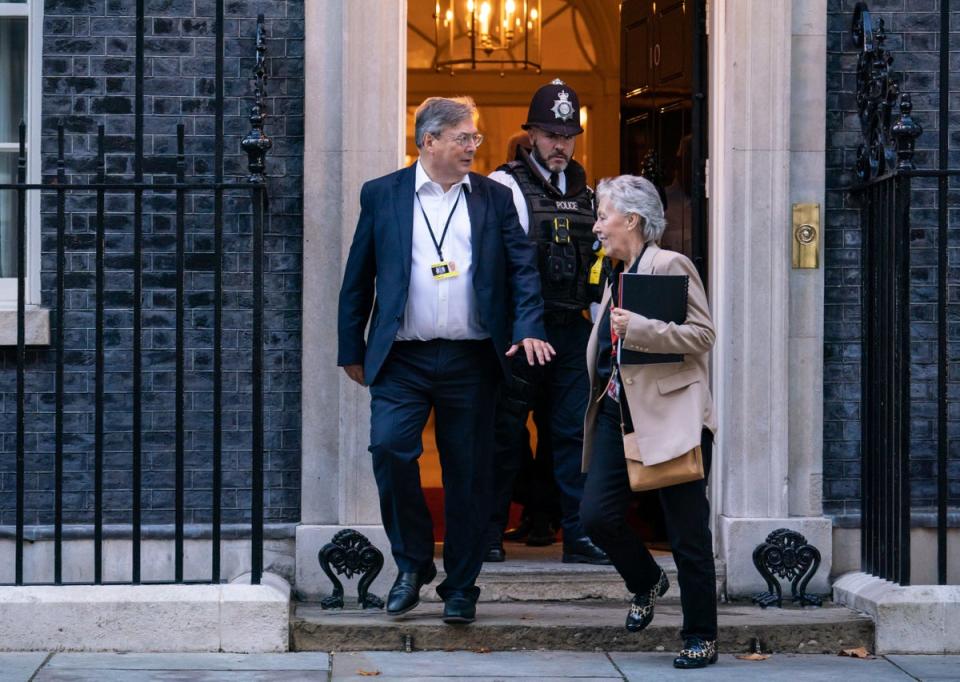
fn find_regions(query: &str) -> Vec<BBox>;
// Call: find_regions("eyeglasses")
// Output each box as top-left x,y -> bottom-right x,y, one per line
446,132 -> 484,148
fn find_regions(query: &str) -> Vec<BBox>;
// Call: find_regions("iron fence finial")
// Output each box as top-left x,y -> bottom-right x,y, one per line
892,93 -> 922,171
242,14 -> 272,184
852,2 -> 910,182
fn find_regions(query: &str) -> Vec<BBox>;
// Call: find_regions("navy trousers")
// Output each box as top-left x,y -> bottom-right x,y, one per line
580,396 -> 718,641
486,406 -> 560,546
369,339 -> 500,602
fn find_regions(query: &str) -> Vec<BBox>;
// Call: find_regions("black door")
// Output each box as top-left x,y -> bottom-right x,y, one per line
620,0 -> 707,281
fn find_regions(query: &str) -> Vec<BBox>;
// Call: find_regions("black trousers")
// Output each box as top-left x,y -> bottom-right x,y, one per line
488,318 -> 593,542
486,376 -> 562,545
580,396 -> 717,640
369,339 -> 499,602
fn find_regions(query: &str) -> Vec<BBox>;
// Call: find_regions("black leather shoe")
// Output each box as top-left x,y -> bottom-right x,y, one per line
385,562 -> 438,616
673,637 -> 718,668
484,544 -> 506,562
626,569 -> 669,632
561,537 -> 611,565
442,595 -> 476,624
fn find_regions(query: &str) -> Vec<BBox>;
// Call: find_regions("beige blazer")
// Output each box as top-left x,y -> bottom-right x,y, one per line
582,243 -> 717,473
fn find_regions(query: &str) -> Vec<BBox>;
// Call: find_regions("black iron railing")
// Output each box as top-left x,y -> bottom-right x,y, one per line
0,2 -> 271,586
854,170 -> 912,585
848,1 -> 953,586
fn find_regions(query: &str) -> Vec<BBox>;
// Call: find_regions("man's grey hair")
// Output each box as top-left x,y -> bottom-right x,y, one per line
596,175 -> 667,243
415,96 -> 477,148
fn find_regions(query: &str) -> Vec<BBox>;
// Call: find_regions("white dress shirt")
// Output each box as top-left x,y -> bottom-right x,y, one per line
488,154 -> 566,234
395,161 -> 488,342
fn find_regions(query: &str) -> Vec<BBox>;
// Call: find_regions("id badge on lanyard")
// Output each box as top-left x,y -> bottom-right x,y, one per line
431,261 -> 458,280
417,186 -> 464,282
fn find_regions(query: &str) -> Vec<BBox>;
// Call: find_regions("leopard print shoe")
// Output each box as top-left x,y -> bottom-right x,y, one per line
625,569 -> 669,633
673,637 -> 718,669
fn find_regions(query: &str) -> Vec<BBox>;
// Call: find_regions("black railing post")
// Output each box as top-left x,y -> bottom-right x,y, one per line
251,184 -> 265,586
132,0 -> 145,585
241,14 -> 270,585
895,172 -> 912,586
55,124 -> 66,585
890,91 -> 920,587
15,121 -> 27,586
212,0 -> 225,585
94,125 -> 106,585
863,182 -> 872,576
935,0 -> 951,586
175,124 -> 186,583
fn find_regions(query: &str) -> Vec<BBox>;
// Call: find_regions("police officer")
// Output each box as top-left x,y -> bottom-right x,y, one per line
486,80 -> 610,565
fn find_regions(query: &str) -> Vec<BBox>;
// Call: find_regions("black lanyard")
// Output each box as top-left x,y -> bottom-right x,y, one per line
415,185 -> 464,261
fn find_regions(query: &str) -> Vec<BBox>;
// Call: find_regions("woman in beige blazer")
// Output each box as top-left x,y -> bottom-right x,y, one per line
579,175 -> 718,670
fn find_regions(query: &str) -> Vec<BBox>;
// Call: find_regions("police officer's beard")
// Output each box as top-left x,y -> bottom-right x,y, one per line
532,145 -> 569,173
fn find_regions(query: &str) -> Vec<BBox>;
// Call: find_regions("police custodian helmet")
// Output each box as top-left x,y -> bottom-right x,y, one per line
521,79 -> 584,137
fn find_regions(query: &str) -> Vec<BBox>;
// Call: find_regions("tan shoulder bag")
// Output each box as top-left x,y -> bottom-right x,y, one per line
622,432 -> 704,492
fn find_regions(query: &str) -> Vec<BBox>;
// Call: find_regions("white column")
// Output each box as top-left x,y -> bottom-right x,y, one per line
297,0 -> 407,600
711,0 -> 832,596
787,0 -> 827,520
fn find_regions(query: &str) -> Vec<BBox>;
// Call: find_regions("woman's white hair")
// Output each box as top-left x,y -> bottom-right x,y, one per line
596,175 -> 666,243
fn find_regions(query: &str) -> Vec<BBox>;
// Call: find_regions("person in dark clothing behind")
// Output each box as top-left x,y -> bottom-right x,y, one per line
488,130 -> 563,554
486,81 -> 609,565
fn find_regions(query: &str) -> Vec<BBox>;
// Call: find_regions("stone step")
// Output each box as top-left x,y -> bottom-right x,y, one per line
292,600 -> 874,654
422,547 -> 725,603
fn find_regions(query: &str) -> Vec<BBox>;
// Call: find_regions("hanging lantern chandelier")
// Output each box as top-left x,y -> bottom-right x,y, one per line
433,0 -> 542,73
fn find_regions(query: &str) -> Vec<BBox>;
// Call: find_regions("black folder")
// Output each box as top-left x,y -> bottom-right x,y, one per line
617,273 -> 689,365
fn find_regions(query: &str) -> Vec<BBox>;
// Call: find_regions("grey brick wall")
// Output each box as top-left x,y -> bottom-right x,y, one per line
825,0 -> 960,522
0,0 -> 303,528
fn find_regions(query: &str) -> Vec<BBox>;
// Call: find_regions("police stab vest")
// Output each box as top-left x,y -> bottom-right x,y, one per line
499,150 -> 597,313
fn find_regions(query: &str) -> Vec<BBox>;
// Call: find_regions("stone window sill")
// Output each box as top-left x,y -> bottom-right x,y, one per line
0,306 -> 51,346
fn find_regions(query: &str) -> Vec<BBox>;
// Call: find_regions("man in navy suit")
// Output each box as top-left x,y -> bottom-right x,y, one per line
338,96 -> 554,624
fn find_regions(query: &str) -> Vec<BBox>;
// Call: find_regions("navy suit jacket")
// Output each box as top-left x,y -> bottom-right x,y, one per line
337,164 -> 546,386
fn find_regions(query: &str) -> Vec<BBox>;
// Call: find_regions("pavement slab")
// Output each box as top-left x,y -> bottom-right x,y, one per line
27,653 -> 331,682
332,651 -> 621,679
4,650 -> 957,681
886,654 -> 960,680
0,653 -> 49,682
41,652 -> 331,671
33,672 -> 327,682
610,652 -> 914,681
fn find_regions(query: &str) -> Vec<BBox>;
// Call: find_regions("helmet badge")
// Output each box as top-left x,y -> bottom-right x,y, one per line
551,90 -> 575,121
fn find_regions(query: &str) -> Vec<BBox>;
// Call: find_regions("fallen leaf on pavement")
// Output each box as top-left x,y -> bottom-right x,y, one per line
735,653 -> 770,661
357,670 -> 381,676
839,647 -> 872,659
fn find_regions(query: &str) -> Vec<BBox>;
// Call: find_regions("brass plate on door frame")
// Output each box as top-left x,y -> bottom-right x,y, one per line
792,203 -> 820,269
